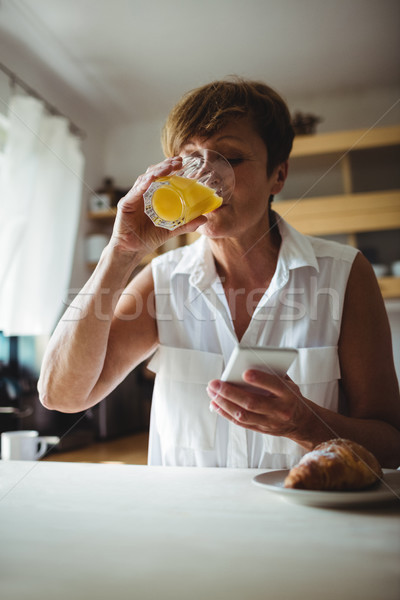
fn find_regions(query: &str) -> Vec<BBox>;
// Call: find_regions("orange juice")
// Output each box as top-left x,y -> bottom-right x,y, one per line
144,174 -> 223,230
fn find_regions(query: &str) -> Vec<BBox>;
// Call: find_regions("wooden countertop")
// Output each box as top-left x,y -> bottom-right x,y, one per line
43,431 -> 149,464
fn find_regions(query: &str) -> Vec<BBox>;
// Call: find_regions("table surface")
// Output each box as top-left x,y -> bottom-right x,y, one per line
1,461 -> 399,600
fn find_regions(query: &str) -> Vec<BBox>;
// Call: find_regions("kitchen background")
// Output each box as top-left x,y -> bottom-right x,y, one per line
0,0 -> 399,456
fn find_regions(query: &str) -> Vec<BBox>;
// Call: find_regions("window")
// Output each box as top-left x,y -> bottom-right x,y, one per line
0,112 -> 9,174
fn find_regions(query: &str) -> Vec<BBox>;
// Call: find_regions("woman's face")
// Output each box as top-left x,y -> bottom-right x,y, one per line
180,116 -> 287,242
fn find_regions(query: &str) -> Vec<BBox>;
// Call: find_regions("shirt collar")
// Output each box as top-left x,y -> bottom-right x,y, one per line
170,214 -> 319,289
275,213 -> 320,273
171,235 -> 218,291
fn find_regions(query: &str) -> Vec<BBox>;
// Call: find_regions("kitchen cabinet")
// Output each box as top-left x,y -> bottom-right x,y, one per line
274,124 -> 400,298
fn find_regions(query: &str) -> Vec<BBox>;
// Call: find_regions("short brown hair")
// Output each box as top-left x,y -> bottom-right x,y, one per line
162,77 -> 294,176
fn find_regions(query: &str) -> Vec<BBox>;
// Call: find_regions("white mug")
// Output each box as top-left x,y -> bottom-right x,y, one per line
1,430 -> 60,461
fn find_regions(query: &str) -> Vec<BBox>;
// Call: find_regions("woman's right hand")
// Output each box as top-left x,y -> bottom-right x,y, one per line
109,157 -> 207,257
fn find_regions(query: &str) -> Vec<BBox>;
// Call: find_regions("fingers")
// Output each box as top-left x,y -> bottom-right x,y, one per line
207,379 -> 278,417
206,375 -> 301,435
207,370 -> 294,408
120,157 -> 183,209
112,155 -> 208,254
175,214 -> 208,235
242,369 -> 292,394
209,400 -> 252,429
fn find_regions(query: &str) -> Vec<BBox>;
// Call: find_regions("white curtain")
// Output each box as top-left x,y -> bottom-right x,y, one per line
0,94 -> 84,336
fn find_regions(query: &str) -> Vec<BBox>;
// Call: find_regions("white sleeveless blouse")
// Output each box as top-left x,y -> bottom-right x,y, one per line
148,216 -> 358,468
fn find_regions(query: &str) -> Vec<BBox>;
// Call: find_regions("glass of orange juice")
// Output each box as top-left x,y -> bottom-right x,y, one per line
144,149 -> 235,230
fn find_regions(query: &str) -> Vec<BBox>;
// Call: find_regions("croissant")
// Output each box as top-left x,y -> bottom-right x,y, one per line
284,438 -> 383,491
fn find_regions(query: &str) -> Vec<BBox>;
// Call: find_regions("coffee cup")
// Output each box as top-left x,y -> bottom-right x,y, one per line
1,430 -> 60,461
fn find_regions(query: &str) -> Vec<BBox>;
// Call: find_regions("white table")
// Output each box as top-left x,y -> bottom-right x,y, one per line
1,461 -> 399,600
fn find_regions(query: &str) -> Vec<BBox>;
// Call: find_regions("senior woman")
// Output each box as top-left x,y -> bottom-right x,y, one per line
38,79 -> 400,469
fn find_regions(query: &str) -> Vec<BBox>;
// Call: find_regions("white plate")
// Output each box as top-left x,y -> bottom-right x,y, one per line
252,469 -> 400,507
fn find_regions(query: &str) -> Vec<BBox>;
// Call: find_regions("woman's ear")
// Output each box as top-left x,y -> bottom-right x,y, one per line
271,161 -> 289,195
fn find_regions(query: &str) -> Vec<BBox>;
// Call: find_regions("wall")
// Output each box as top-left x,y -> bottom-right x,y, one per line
104,116 -> 166,189
103,84 -> 400,186
289,85 -> 400,134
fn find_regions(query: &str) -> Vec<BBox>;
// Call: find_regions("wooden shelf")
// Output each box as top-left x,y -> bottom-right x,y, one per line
43,432 -> 149,465
88,209 -> 117,220
291,125 -> 400,157
274,190 -> 400,236
377,276 -> 400,299
275,124 -> 400,300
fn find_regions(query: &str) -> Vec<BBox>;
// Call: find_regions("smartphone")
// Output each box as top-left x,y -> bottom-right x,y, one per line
221,346 -> 298,385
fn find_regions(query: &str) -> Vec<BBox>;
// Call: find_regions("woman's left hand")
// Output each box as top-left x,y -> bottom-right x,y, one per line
207,369 -> 310,438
